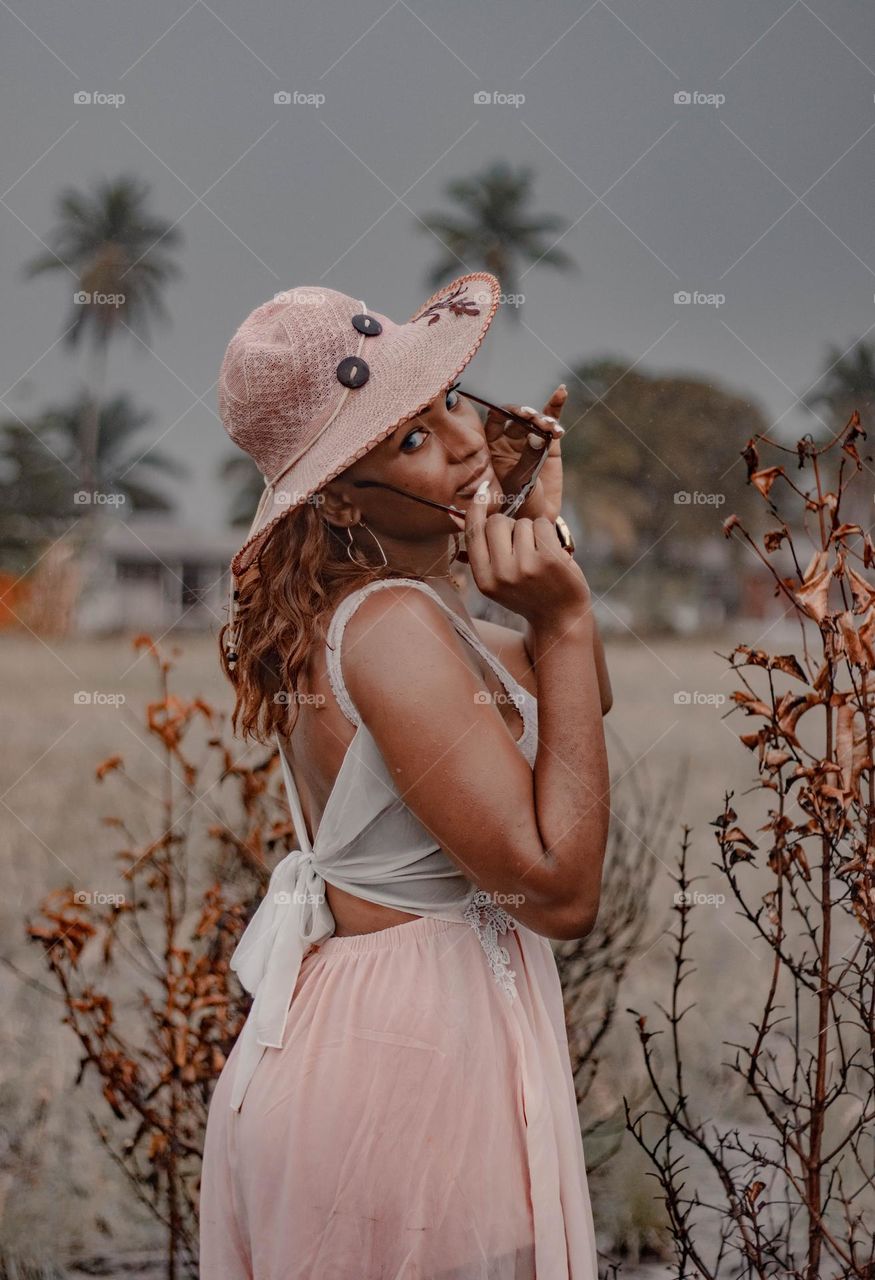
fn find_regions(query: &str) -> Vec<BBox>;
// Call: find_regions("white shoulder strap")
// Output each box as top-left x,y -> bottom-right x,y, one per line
324,577 -> 523,728
323,579 -> 411,727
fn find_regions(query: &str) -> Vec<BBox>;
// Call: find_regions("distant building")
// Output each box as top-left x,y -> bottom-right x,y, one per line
76,516 -> 244,634
70,512 -> 798,641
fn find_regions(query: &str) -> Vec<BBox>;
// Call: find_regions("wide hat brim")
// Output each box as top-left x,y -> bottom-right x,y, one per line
229,271 -> 501,579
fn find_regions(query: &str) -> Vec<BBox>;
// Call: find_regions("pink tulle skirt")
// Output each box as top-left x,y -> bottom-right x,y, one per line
199,912 -> 598,1279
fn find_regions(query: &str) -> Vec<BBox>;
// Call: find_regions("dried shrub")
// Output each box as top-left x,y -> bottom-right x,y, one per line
626,413 -> 875,1279
25,637 -> 296,1279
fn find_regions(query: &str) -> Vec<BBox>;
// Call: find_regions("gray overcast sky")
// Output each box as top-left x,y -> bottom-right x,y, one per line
2,0 -> 875,531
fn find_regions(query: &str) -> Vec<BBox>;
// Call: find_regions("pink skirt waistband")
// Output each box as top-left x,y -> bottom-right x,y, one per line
313,911 -> 464,959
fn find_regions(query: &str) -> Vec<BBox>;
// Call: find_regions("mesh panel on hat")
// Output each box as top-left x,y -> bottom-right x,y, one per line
218,288 -> 362,480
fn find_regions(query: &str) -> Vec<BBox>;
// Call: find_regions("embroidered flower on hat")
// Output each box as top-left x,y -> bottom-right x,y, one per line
412,281 -> 483,327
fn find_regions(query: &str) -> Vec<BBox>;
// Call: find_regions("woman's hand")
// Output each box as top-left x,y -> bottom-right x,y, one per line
481,384 -> 568,522
461,480 -> 591,631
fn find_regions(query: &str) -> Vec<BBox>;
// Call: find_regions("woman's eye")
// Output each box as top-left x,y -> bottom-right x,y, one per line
400,387 -> 459,451
400,425 -> 428,452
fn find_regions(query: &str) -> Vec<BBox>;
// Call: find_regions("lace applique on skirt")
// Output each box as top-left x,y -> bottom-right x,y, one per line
463,889 -> 519,1001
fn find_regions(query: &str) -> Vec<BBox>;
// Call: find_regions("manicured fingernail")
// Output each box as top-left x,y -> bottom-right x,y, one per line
520,405 -> 537,416
555,424 -> 565,435
475,478 -> 490,497
527,432 -> 547,450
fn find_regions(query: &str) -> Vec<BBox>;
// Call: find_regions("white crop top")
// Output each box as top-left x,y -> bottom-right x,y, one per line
228,577 -> 539,1112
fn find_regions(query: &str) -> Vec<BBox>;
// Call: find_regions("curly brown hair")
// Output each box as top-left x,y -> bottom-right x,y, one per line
218,503 -> 461,746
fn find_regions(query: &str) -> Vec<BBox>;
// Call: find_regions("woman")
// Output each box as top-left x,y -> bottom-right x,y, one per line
200,272 -> 613,1278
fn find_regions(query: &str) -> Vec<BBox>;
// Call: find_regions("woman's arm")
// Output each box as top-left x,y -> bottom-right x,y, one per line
343,585 -> 610,940
524,612 -> 613,716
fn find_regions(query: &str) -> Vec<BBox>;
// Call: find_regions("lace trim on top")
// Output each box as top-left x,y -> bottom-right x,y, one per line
462,889 -> 520,1001
323,577 -> 533,1003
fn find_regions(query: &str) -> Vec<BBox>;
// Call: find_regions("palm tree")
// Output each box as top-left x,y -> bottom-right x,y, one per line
415,159 -> 578,320
0,390 -> 189,574
22,175 -> 184,503
803,340 -> 875,433
802,340 -> 875,532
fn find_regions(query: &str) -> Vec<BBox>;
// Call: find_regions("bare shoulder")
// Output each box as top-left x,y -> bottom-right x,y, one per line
471,616 -> 537,698
340,587 -> 537,699
340,583 -> 469,693
340,582 -> 453,646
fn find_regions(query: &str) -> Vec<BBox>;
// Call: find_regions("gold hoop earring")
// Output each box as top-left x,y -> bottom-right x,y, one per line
346,521 -> 388,568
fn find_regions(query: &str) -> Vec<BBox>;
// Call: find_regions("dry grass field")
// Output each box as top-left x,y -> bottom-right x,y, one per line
0,623 -> 776,1274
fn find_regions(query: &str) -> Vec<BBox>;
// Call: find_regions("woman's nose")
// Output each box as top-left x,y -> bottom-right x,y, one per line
444,419 -> 486,466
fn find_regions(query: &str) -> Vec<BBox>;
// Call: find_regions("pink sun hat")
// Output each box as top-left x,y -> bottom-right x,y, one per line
218,271 -> 502,584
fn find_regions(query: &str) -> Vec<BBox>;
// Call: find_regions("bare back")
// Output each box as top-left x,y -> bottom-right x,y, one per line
281,590 -> 535,937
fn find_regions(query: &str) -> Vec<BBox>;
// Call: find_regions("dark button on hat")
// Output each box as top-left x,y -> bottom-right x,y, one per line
351,313 -> 382,336
336,356 -> 370,388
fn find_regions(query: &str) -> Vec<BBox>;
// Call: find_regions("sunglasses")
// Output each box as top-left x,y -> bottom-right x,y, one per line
351,383 -> 555,519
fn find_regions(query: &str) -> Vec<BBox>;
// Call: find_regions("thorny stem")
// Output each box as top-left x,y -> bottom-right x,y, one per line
626,411 -> 875,1279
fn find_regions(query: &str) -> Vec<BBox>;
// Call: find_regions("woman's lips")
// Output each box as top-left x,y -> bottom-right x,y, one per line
449,476 -> 494,527
456,464 -> 493,497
